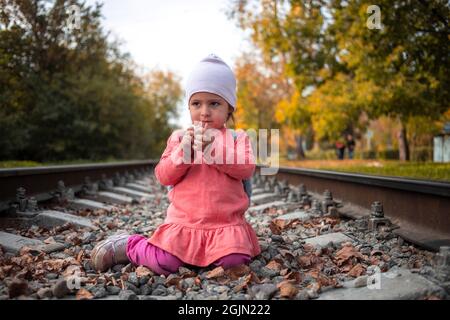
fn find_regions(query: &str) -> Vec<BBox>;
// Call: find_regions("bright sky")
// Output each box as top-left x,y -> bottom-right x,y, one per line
86,0 -> 251,128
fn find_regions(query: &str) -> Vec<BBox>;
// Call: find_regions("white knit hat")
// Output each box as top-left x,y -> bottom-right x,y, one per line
185,54 -> 237,110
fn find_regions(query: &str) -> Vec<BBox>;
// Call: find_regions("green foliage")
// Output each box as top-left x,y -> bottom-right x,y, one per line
0,0 -> 182,162
228,0 -> 450,157
325,162 -> 450,182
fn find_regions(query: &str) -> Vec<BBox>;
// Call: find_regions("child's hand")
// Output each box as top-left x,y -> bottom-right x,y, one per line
193,126 -> 215,152
179,127 -> 195,149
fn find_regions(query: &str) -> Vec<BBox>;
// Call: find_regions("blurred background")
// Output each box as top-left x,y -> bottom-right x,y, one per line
0,0 -> 449,181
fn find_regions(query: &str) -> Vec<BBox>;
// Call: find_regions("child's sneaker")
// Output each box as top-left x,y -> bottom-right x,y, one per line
91,232 -> 130,272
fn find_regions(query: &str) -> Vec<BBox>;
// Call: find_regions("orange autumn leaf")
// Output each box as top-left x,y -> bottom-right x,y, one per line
136,266 -> 153,278
348,263 -> 366,277
269,221 -> 282,235
225,264 -> 251,280
265,260 -> 283,272
297,255 -> 312,268
76,288 -> 93,300
335,245 -> 364,266
277,281 -> 299,298
278,249 -> 295,260
206,266 -> 225,279
272,218 -> 299,231
233,273 -> 252,293
165,276 -> 182,287
284,271 -> 302,284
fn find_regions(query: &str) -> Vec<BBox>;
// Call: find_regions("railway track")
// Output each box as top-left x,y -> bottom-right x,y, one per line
0,160 -> 449,300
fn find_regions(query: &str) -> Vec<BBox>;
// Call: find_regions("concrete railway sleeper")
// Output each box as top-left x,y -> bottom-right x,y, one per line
0,165 -> 448,300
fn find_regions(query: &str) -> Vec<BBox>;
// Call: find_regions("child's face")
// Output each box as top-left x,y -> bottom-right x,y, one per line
188,92 -> 232,129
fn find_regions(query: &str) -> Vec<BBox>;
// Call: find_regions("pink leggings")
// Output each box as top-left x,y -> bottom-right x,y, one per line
126,235 -> 251,276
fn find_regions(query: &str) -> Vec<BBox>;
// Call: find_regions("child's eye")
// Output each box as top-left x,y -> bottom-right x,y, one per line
191,102 -> 200,107
210,102 -> 220,107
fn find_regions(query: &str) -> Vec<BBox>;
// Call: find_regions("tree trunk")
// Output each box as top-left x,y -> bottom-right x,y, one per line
295,134 -> 306,159
398,119 -> 410,161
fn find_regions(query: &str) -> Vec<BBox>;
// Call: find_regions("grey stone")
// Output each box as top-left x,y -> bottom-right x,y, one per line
81,232 -> 95,244
93,287 -> 108,299
118,290 -> 138,300
106,286 -> 121,295
259,267 -> 279,279
97,191 -> 134,204
248,201 -> 286,212
139,276 -> 150,286
52,280 -> 71,299
251,284 -> 278,300
319,269 -> 446,300
112,187 -> 155,200
139,295 -> 177,300
295,290 -> 310,300
140,284 -> 152,295
37,287 -> 53,299
36,210 -> 94,229
271,235 -> 284,243
153,276 -> 166,286
112,264 -> 124,272
152,287 -> 168,296
123,282 -> 140,295
249,260 -> 263,272
0,231 -> 64,254
127,272 -> 139,287
70,198 -> 114,211
277,210 -> 310,221
250,193 -> 279,205
304,232 -> 353,247
181,278 -> 196,289
46,273 -> 59,280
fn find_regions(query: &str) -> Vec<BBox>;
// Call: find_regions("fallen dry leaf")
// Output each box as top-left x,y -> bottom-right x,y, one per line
62,265 -> 83,278
269,221 -> 282,235
277,281 -> 298,298
76,288 -> 93,300
284,271 -> 302,284
278,249 -> 295,260
233,273 -> 252,293
206,266 -> 225,279
136,266 -> 153,278
265,260 -> 283,272
165,275 -> 182,288
233,271 -> 261,293
225,264 -> 250,280
297,255 -> 312,268
178,267 -> 196,278
216,277 -> 231,285
335,245 -> 364,266
348,263 -> 366,277
272,218 -> 299,231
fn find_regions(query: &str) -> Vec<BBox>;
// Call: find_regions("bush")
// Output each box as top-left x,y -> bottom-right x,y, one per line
304,149 -> 338,160
411,147 -> 433,162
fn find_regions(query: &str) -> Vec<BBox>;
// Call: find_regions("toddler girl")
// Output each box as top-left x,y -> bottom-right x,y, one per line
91,54 -> 261,275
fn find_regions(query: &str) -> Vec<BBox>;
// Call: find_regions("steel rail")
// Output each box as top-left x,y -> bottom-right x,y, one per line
272,166 -> 450,251
1,161 -> 449,250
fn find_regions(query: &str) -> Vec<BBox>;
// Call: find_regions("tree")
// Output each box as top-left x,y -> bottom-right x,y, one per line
0,0 -> 183,161
228,0 -> 450,160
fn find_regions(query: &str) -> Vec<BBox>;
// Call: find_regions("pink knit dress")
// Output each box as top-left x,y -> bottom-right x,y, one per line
148,126 -> 261,266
